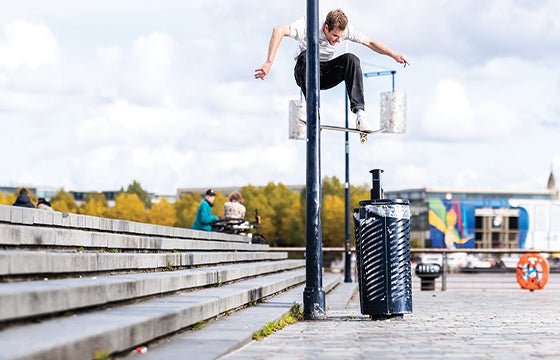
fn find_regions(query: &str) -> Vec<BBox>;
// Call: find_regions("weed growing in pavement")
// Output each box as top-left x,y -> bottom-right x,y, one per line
94,350 -> 111,360
192,320 -> 205,330
252,302 -> 303,340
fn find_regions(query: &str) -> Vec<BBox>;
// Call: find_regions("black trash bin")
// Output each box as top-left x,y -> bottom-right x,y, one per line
353,169 -> 412,319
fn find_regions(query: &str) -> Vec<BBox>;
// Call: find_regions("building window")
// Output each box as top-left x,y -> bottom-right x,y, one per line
509,217 -> 518,230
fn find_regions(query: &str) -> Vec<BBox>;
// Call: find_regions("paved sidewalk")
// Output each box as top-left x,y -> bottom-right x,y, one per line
224,274 -> 560,360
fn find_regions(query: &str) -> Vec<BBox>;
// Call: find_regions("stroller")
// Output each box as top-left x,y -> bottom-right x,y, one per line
211,209 -> 269,244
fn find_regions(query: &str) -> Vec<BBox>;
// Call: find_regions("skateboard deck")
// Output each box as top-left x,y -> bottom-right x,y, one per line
300,119 -> 385,144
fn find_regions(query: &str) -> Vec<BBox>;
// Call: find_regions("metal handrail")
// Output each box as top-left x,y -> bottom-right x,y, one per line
269,247 -> 560,291
269,247 -> 560,254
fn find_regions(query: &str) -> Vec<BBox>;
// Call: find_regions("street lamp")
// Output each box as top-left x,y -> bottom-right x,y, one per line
343,70 -> 406,282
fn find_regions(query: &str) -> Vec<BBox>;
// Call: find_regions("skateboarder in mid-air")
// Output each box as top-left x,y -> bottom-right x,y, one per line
255,9 -> 409,132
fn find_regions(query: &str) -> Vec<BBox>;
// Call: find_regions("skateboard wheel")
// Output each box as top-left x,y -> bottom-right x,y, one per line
360,135 -> 367,144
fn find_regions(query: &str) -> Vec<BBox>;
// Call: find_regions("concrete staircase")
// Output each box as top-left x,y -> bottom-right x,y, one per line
0,205 -> 344,360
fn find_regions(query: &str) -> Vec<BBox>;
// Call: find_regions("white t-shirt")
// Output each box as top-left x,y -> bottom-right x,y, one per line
289,13 -> 365,61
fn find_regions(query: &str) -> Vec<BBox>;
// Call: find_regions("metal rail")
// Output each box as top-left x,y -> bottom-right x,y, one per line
270,247 -> 560,291
269,247 -> 560,254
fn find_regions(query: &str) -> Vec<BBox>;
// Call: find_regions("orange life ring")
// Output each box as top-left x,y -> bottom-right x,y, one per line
516,253 -> 550,290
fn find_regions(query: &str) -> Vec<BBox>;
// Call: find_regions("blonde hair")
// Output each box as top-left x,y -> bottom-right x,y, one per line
325,9 -> 348,31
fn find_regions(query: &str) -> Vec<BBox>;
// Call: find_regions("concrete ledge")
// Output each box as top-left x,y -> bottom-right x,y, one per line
0,250 -> 288,276
0,205 -> 249,243
133,273 -> 343,360
0,269 -> 306,360
0,224 -> 268,251
0,260 -> 305,322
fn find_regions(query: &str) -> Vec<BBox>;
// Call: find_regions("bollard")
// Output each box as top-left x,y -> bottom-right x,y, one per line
353,169 -> 412,319
415,263 -> 442,291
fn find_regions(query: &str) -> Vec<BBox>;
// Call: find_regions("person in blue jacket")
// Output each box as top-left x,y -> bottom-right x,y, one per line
192,189 -> 219,231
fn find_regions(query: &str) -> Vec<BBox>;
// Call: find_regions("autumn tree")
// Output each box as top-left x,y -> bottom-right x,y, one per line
79,192 -> 109,217
149,198 -> 177,226
0,192 -> 16,206
174,192 -> 203,228
51,189 -> 78,213
241,183 -> 304,247
124,180 -> 152,209
212,192 -> 227,219
322,176 -> 345,200
108,193 -> 148,222
321,194 -> 345,247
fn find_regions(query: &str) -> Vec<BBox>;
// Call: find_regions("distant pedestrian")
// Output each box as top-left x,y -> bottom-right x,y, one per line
12,188 -> 35,208
37,198 -> 54,211
192,189 -> 219,231
224,192 -> 246,219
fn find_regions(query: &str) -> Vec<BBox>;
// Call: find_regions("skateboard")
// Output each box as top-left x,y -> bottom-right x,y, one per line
300,119 -> 385,144
320,124 -> 385,144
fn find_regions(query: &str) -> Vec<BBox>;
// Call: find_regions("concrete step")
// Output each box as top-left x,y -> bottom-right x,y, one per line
0,268 -> 307,360
0,250 -> 288,276
0,223 -> 267,252
0,259 -> 305,322
0,204 -> 249,243
127,274 -> 345,360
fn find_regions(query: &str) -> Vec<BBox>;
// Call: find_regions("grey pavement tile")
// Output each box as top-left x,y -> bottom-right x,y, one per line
221,276 -> 560,360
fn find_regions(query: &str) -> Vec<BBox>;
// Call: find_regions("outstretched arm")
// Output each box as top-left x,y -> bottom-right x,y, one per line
362,35 -> 410,67
254,24 -> 291,80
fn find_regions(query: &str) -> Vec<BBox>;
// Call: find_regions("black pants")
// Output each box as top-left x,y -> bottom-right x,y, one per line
294,52 -> 365,113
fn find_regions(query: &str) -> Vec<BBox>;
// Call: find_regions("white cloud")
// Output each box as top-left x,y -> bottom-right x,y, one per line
421,79 -> 475,139
96,46 -> 122,67
95,32 -> 178,106
0,20 -> 60,70
421,79 -> 521,140
0,1 -> 558,194
76,99 -> 196,145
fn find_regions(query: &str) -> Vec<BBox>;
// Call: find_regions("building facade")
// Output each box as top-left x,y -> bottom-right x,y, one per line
385,171 -> 559,250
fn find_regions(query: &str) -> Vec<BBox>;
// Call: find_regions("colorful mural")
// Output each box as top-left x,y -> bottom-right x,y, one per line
428,198 -> 529,249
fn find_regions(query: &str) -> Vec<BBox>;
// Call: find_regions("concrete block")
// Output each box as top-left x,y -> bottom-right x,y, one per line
60,212 -> 71,227
53,211 -> 62,226
139,223 -> 150,234
32,209 -> 45,225
0,205 -> 11,223
85,215 -> 93,229
77,214 -> 86,228
99,217 -> 107,231
42,211 -> 54,225
117,220 -> 129,233
10,207 -> 22,223
69,213 -> 78,227
0,251 -> 9,274
22,209 -> 34,225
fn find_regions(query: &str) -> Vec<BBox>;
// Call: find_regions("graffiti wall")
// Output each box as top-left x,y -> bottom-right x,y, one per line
428,198 -> 531,249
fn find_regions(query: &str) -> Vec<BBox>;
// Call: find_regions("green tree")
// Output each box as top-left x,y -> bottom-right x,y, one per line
149,198 -> 177,226
124,180 -> 152,209
80,192 -> 109,217
51,189 -> 78,213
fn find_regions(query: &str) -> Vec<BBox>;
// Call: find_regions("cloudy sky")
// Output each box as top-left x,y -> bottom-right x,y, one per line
1,0 -> 558,195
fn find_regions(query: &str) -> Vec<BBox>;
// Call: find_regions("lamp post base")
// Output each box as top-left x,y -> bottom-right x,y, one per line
303,288 -> 326,320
